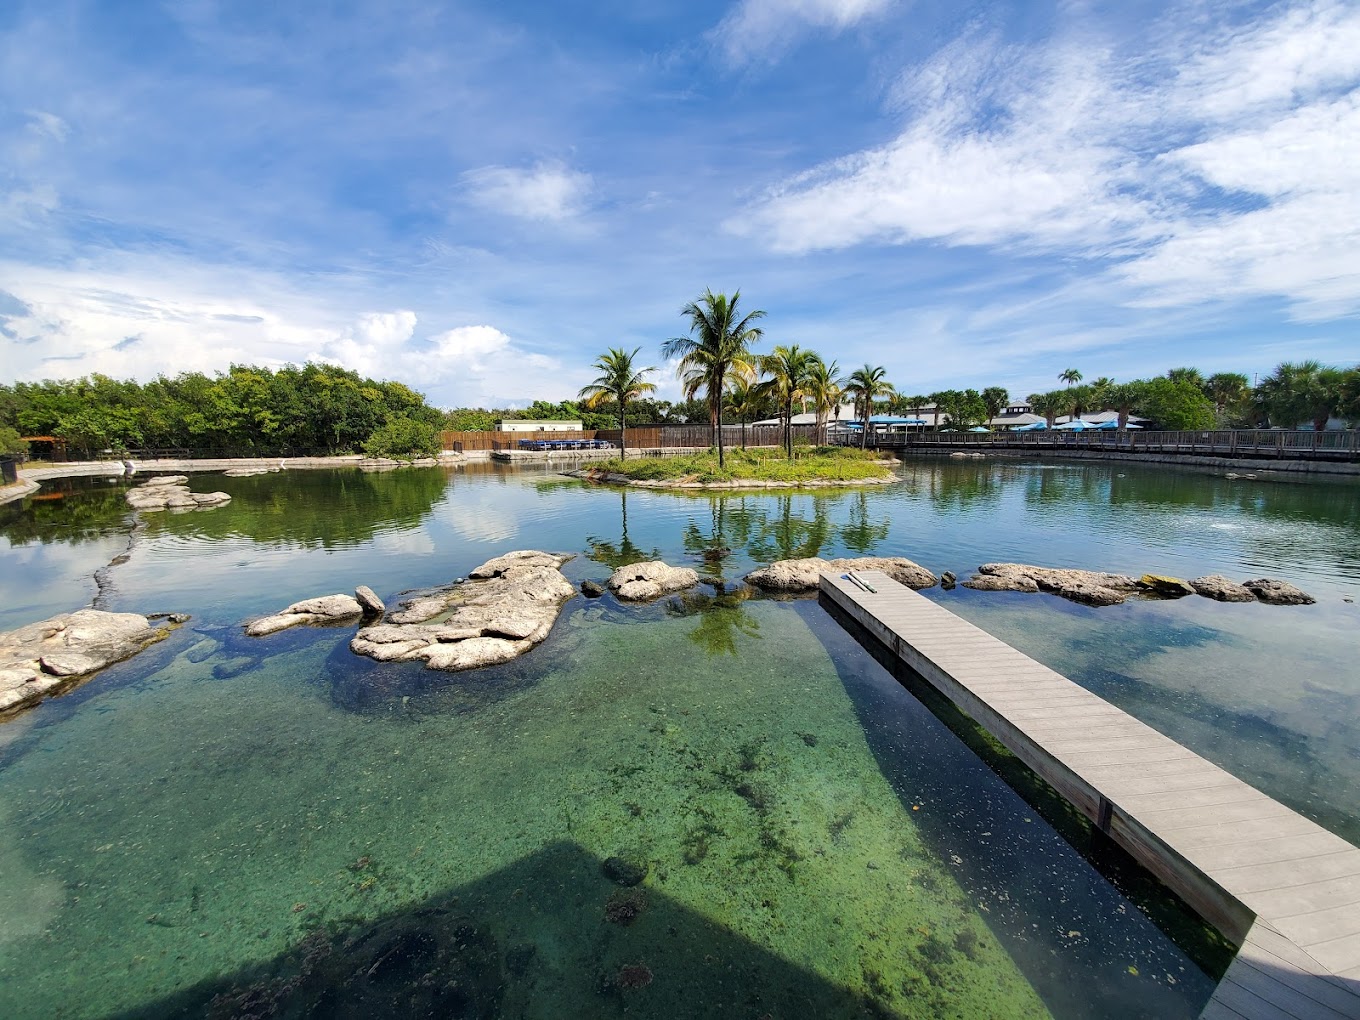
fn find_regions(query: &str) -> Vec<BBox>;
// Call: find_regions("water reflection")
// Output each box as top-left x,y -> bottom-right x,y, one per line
586,490 -> 661,569
664,586 -> 761,657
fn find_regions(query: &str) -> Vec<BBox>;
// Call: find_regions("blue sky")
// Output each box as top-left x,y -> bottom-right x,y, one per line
1,0 -> 1357,408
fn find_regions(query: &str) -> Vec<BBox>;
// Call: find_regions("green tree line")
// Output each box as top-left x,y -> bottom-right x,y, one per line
1,363 -> 444,459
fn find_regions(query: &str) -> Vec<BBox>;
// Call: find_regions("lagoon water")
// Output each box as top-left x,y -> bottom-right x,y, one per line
1,458 -> 1357,1018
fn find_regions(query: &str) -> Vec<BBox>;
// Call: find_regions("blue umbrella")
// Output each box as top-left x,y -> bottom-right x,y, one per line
1095,420 -> 1143,430
1055,419 -> 1094,430
1013,421 -> 1047,431
968,426 -> 991,432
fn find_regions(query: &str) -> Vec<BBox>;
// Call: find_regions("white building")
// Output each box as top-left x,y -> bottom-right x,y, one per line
495,420 -> 584,432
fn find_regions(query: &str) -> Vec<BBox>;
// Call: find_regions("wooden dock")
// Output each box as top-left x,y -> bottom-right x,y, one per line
819,570 -> 1360,1019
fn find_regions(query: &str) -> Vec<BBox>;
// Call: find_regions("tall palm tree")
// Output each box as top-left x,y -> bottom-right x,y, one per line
662,289 -> 765,469
726,371 -> 763,451
756,345 -> 818,458
804,357 -> 843,446
1166,366 -> 1205,389
1204,372 -> 1250,417
578,347 -> 657,457
845,365 -> 895,450
1027,391 -> 1065,428
1059,368 -> 1083,386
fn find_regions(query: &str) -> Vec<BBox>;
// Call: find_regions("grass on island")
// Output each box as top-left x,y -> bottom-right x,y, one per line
593,445 -> 894,483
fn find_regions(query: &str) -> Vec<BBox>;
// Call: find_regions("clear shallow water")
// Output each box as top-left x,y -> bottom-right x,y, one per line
1,458 -> 1356,1018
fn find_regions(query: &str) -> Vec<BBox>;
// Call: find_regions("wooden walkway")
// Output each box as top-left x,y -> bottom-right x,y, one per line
819,571 -> 1360,1020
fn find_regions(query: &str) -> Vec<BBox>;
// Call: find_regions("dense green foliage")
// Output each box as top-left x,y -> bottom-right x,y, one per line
363,415 -> 441,459
591,446 -> 889,484
0,425 -> 25,456
1,364 -> 443,458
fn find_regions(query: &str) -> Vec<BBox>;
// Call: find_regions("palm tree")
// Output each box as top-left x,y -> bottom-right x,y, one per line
981,386 -> 1009,423
1027,391 -> 1065,428
1105,381 -> 1147,432
1069,383 -> 1094,422
845,365 -> 895,450
1167,366 -> 1205,389
1204,372 -> 1250,418
1059,368 -> 1083,386
804,357 -> 843,446
578,347 -> 657,457
662,289 -> 765,468
726,372 -> 763,451
927,391 -> 947,428
1255,361 -> 1345,431
756,345 -> 818,458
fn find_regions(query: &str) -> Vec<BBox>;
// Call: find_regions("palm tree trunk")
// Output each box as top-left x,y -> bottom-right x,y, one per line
619,401 -> 627,457
860,399 -> 868,450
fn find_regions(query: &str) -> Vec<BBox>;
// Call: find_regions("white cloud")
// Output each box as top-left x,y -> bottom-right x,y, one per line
461,161 -> 592,222
731,1 -> 1360,318
713,0 -> 895,65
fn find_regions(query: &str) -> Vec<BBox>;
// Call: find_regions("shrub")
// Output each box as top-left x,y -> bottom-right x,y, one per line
363,416 -> 440,459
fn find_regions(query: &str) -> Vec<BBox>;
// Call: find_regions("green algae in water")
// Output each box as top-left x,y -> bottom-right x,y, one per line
0,603 -> 1048,1019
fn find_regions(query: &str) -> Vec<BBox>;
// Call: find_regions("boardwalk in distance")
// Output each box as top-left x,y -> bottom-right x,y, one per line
819,570 -> 1360,1020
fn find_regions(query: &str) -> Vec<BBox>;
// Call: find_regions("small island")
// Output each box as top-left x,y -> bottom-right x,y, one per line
570,447 -> 896,489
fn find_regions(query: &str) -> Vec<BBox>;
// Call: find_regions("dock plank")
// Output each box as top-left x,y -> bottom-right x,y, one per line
817,571 -> 1360,1020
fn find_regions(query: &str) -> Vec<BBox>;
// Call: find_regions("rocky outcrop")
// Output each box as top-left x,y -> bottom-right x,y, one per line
607,561 -> 700,601
349,551 -> 576,672
245,593 -> 366,636
1,609 -> 180,715
962,563 -> 1316,608
745,556 -> 938,594
125,475 -> 231,511
1243,578 -> 1316,606
963,564 -> 1142,606
1189,575 -> 1256,602
354,585 -> 385,617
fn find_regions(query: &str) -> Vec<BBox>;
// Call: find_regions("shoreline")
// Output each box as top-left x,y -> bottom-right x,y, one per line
566,467 -> 898,490
0,454 -> 466,506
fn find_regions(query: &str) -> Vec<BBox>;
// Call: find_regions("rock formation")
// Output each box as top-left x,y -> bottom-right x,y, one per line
745,556 -> 938,594
350,551 -> 576,671
607,561 -> 700,601
962,564 -> 1142,606
1189,575 -> 1256,602
245,592 -> 368,636
961,563 -> 1316,607
1,609 -> 181,714
1242,578 -> 1316,606
125,475 -> 231,511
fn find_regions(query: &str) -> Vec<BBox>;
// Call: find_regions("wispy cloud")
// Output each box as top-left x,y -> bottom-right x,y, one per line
731,1 -> 1360,319
712,0 -> 896,65
462,161 -> 593,222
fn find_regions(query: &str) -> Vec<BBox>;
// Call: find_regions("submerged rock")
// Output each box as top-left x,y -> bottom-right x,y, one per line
350,551 -> 575,672
1,609 -> 180,715
608,561 -> 700,601
245,594 -> 364,636
1243,578 -> 1316,606
1189,575 -> 1256,602
745,556 -> 937,594
125,475 -> 230,512
963,563 -> 1141,606
580,579 -> 606,598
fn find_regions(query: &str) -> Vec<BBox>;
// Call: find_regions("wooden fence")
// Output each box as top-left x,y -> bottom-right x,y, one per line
443,423 -> 823,452
850,428 -> 1360,461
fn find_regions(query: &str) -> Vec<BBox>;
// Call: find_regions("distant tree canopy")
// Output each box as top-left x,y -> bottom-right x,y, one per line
0,364 -> 443,458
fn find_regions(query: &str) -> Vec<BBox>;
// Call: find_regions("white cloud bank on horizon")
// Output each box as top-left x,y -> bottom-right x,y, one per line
731,0 -> 1360,319
461,161 -> 594,222
0,262 -> 584,408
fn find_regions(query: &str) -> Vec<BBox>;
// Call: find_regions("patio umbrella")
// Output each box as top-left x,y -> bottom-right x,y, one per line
968,426 -> 991,432
1055,419 -> 1094,430
1013,421 -> 1047,431
1095,420 -> 1144,430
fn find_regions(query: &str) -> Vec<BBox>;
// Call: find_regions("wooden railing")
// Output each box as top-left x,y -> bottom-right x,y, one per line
844,429 -> 1360,460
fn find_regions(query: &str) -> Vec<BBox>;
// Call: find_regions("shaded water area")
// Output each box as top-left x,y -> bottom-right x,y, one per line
1,458 -> 1356,1018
